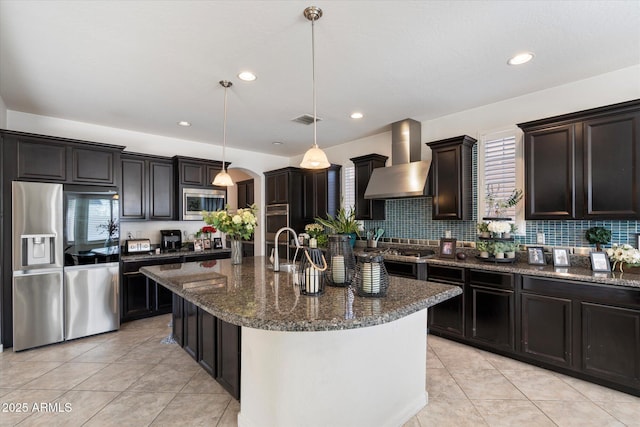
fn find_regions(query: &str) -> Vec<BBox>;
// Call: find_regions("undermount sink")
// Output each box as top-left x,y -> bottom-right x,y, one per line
181,272 -> 227,289
275,263 -> 298,273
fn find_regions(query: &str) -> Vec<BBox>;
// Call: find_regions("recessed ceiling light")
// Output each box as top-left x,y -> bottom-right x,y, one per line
272,141 -> 283,145
350,112 -> 364,119
238,71 -> 257,81
507,52 -> 534,66
177,121 -> 191,127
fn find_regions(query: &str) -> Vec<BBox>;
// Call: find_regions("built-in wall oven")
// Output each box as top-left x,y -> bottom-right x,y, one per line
183,188 -> 226,220
265,204 -> 290,261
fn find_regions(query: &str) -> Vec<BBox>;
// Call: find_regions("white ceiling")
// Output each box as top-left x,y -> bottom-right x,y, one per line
1,1 -> 639,157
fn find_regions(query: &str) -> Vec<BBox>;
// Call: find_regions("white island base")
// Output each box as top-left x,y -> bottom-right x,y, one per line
237,309 -> 429,427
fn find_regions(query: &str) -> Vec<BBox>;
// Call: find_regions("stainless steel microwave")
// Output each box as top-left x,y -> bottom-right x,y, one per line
183,188 -> 226,220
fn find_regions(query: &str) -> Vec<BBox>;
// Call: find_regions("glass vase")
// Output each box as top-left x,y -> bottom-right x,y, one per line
230,238 -> 243,265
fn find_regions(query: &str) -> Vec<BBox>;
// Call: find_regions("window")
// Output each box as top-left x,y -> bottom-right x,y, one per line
478,128 -> 525,232
343,165 -> 355,213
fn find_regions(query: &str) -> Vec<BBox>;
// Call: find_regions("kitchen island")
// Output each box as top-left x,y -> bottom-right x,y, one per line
140,256 -> 461,427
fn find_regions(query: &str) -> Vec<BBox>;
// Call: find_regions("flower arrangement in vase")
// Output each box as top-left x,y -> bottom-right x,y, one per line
201,204 -> 258,264
606,243 -> 640,272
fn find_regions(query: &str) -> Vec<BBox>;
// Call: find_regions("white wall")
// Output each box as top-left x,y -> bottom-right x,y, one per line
421,65 -> 640,142
0,95 -> 6,128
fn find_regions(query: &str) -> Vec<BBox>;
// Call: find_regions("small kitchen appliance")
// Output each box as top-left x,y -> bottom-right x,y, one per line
126,239 -> 151,254
161,229 -> 182,252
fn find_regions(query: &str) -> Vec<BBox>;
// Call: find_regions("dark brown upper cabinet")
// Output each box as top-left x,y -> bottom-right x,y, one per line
174,156 -> 225,189
303,164 -> 341,221
237,179 -> 255,208
121,153 -> 174,220
519,99 -> 640,220
264,167 -> 304,205
3,130 -> 122,185
350,154 -> 388,220
426,135 -> 476,220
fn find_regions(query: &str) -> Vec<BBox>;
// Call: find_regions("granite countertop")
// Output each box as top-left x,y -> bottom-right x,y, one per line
140,256 -> 462,332
424,257 -> 640,289
121,248 -> 231,262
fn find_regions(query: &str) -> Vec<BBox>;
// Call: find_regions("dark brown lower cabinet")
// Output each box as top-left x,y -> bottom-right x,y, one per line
172,293 -> 184,347
427,265 -> 465,337
581,302 -> 640,386
521,293 -> 572,368
198,309 -> 216,375
172,294 -> 241,400
216,317 -> 241,399
183,300 -> 199,360
466,269 -> 515,351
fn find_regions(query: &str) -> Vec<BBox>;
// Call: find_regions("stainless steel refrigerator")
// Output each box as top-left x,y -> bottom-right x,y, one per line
12,181 -> 64,351
12,181 -> 120,351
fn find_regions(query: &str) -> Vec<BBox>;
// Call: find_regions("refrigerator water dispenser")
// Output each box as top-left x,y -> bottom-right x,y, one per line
22,234 -> 55,266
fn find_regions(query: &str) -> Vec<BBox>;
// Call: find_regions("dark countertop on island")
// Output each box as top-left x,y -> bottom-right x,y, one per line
140,256 -> 462,332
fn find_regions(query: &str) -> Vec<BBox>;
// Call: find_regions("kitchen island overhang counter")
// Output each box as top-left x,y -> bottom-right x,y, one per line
140,256 -> 461,427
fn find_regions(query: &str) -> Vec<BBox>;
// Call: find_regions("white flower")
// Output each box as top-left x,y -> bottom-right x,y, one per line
487,221 -> 510,234
608,243 -> 640,266
232,214 -> 242,224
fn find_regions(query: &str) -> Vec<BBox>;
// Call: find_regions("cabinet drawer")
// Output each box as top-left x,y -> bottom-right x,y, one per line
469,269 -> 513,290
427,265 -> 465,283
522,276 -> 640,308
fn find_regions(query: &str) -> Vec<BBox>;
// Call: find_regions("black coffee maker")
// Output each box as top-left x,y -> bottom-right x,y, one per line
160,230 -> 182,252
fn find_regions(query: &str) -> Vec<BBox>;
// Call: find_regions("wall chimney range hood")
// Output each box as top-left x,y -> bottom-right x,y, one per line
364,118 -> 431,199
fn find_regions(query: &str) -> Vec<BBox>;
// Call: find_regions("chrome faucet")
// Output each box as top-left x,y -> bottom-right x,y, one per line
272,227 -> 301,272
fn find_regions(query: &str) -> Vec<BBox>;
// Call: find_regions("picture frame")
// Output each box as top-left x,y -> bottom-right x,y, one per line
527,246 -> 546,265
203,239 -> 211,250
590,252 -> 611,272
552,248 -> 570,267
194,239 -> 203,252
439,238 -> 457,259
213,237 -> 223,249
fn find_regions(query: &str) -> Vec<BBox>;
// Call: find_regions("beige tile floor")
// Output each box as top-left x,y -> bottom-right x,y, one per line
0,314 -> 637,426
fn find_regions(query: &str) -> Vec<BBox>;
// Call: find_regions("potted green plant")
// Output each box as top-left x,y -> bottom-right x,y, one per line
585,226 -> 611,252
315,206 -> 360,247
505,241 -> 519,259
493,241 -> 508,259
476,221 -> 490,238
476,241 -> 490,258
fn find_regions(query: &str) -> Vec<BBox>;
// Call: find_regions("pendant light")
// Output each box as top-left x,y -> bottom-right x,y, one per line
212,80 -> 234,187
300,6 -> 330,170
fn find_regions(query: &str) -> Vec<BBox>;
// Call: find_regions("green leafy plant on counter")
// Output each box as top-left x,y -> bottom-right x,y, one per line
493,241 -> 509,255
315,206 -> 360,236
585,226 -> 611,252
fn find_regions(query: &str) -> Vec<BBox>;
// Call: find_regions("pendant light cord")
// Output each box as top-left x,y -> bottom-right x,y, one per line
311,15 -> 318,149
222,83 -> 228,172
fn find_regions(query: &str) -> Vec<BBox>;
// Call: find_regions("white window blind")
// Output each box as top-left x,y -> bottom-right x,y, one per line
483,135 -> 517,218
478,128 -> 524,233
343,166 -> 355,214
